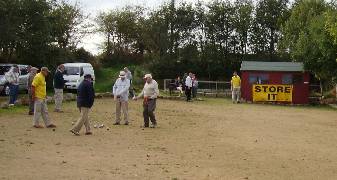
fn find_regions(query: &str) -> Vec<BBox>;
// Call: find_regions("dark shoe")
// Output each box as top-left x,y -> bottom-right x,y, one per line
54,109 -> 64,113
85,132 -> 93,135
33,125 -> 44,128
47,124 -> 56,128
28,112 -> 34,115
124,122 -> 129,125
113,122 -> 120,125
70,129 -> 80,136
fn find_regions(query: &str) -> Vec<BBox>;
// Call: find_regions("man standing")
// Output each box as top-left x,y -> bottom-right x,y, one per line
70,74 -> 95,136
231,71 -> 241,103
124,67 -> 134,98
133,74 -> 159,128
112,71 -> 130,125
53,64 -> 65,112
185,72 -> 193,102
31,67 -> 56,128
27,67 -> 38,115
5,65 -> 19,106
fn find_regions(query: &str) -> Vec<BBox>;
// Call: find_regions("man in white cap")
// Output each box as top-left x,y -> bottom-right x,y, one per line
112,71 -> 130,125
133,74 -> 159,128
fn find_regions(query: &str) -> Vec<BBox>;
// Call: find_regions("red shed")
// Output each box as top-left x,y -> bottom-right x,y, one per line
240,61 -> 310,104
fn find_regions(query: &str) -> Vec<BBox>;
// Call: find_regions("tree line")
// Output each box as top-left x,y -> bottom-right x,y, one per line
0,0 -> 94,70
97,0 -> 337,88
1,0 -> 337,89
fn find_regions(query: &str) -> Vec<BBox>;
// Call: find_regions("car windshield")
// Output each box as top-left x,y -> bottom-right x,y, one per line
0,66 -> 11,75
65,67 -> 80,75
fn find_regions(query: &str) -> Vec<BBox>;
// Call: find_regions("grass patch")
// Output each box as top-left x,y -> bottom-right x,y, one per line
94,66 -> 123,92
0,105 -> 26,114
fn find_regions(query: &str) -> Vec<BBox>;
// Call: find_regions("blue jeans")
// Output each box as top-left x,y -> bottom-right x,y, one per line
9,84 -> 19,104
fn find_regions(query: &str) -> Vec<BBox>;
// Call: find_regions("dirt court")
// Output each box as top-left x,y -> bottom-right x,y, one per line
0,98 -> 337,180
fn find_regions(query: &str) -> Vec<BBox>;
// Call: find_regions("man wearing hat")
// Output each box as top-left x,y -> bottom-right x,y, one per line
31,67 -> 56,128
133,74 -> 159,128
70,74 -> 95,136
112,71 -> 130,125
27,67 -> 38,115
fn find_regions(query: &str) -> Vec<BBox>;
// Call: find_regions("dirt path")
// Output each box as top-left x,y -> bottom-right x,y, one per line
0,98 -> 337,180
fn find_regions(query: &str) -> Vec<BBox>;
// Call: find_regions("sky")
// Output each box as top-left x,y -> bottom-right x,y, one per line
68,0 -> 206,55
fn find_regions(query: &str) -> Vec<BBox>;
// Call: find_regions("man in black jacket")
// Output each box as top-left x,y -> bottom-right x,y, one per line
70,74 -> 95,136
53,64 -> 66,112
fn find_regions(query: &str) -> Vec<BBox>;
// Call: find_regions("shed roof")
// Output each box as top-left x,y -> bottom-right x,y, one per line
240,61 -> 304,72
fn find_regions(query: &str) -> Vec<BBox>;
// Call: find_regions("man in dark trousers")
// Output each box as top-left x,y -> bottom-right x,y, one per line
185,72 -> 193,101
133,74 -> 159,128
70,74 -> 95,136
53,64 -> 66,112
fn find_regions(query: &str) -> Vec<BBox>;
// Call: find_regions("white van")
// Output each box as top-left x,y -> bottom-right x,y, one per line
63,63 -> 95,91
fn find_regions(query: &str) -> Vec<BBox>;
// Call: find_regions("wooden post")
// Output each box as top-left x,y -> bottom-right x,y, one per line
216,82 -> 218,97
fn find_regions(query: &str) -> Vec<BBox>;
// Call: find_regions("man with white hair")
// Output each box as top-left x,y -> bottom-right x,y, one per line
134,74 -> 159,128
112,71 -> 130,125
5,65 -> 19,106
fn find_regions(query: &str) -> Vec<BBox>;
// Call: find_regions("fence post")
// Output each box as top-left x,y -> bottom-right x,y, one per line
164,79 -> 166,91
216,82 -> 218,97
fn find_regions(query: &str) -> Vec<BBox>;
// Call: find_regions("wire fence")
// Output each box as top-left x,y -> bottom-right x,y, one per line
163,79 -> 232,97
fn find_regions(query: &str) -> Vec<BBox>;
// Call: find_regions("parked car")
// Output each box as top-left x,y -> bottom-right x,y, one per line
0,64 -> 29,95
63,63 -> 95,92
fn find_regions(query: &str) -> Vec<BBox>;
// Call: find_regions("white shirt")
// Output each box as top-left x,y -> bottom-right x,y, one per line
112,78 -> 130,101
185,76 -> 192,88
138,80 -> 159,99
5,68 -> 19,85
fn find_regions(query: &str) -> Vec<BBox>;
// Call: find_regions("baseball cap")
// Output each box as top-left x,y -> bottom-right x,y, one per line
41,67 -> 50,72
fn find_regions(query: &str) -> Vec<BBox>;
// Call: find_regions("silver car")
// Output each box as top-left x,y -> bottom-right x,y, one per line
0,64 -> 29,95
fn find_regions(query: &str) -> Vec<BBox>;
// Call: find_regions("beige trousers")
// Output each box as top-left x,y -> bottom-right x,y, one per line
71,107 -> 91,133
33,99 -> 51,126
54,88 -> 63,110
115,100 -> 128,123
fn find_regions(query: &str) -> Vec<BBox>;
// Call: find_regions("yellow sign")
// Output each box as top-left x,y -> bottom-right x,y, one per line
253,84 -> 293,102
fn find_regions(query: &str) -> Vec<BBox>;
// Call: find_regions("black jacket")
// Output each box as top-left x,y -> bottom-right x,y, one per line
53,70 -> 65,89
77,80 -> 95,108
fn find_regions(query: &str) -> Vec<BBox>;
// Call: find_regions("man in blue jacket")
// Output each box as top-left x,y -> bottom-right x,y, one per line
70,74 -> 95,136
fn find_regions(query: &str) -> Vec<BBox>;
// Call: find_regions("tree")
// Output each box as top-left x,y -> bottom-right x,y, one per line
251,0 -> 289,59
50,1 -> 86,49
282,0 -> 337,86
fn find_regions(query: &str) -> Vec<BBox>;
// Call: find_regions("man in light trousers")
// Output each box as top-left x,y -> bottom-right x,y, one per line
32,67 -> 56,128
70,74 -> 95,136
231,71 -> 241,103
113,71 -> 130,125
53,64 -> 65,112
134,74 -> 159,128
27,67 -> 38,115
